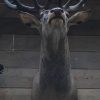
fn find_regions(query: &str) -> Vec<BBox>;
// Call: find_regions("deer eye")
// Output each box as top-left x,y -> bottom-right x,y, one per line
40,10 -> 49,18
66,12 -> 69,17
45,10 -> 49,14
40,13 -> 44,18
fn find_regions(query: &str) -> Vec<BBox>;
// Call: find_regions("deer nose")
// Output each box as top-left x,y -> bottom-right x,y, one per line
50,9 -> 64,15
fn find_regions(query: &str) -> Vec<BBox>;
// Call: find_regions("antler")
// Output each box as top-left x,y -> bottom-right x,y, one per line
63,0 -> 72,9
63,0 -> 87,12
4,0 -> 44,15
4,0 -> 87,14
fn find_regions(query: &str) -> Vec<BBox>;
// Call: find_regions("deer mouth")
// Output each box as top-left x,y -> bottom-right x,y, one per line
48,15 -> 65,25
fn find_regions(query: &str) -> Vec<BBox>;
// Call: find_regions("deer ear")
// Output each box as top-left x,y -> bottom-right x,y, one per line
68,10 -> 91,26
19,12 -> 41,30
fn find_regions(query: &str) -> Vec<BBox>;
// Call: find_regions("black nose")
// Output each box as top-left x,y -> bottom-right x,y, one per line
50,9 -> 64,15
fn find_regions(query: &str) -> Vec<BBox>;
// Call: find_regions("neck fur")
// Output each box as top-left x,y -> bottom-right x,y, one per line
39,26 -> 71,93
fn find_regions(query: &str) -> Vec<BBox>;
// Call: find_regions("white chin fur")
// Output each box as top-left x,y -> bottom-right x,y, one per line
50,19 -> 64,26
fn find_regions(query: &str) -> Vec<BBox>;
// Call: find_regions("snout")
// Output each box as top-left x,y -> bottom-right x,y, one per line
50,8 -> 64,16
48,8 -> 65,24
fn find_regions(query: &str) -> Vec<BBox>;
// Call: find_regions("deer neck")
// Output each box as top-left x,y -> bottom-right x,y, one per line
39,26 -> 71,92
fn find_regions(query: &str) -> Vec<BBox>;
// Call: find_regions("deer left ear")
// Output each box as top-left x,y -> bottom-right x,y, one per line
68,10 -> 91,26
19,12 -> 41,30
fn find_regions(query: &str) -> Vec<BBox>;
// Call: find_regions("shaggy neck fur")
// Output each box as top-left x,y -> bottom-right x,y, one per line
39,23 -> 72,95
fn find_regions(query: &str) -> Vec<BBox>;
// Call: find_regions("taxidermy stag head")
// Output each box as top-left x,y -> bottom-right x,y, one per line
4,0 -> 91,54
4,0 -> 91,100
4,0 -> 90,32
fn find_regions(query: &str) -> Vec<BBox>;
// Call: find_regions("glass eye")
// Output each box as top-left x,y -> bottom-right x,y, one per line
40,13 -> 44,18
66,12 -> 69,17
45,10 -> 49,14
60,9 -> 64,13
50,9 -> 54,13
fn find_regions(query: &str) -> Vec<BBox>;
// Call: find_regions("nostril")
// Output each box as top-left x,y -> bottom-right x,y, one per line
60,9 -> 64,13
50,9 -> 64,15
50,10 -> 54,13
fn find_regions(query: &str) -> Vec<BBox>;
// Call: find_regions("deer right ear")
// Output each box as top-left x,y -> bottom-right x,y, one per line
19,12 -> 41,30
68,10 -> 91,26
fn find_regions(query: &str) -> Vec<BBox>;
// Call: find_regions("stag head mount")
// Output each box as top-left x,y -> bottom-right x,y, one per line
4,0 -> 90,30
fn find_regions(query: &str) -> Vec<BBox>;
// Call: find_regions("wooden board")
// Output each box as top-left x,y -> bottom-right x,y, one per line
71,52 -> 100,69
68,20 -> 100,36
0,51 -> 100,69
0,51 -> 40,68
0,35 -> 13,51
0,88 -> 31,100
0,18 -> 39,35
0,68 -> 100,88
0,68 -> 38,88
1,35 -> 100,52
69,36 -> 100,52
78,89 -> 100,100
0,88 -> 100,100
0,35 -> 41,51
73,69 -> 100,88
0,35 -> 100,69
14,35 -> 41,51
12,35 -> 100,52
0,18 -> 100,36
0,4 -> 19,18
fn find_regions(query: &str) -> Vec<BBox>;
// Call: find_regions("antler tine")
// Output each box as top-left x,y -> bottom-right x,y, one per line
4,0 -> 42,15
64,0 -> 87,12
4,0 -> 18,10
4,0 -> 35,13
63,0 -> 72,9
